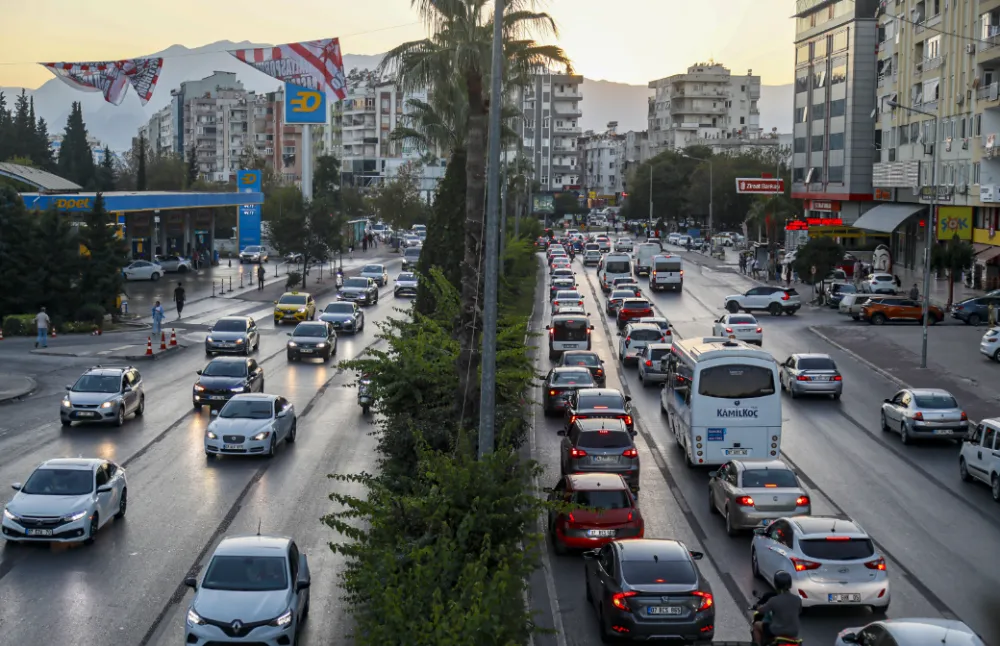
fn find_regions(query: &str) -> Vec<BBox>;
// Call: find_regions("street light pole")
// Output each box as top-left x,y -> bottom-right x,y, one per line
648,164 -> 653,233
680,152 -> 713,236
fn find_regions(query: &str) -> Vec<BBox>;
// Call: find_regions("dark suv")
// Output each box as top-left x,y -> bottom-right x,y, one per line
565,388 -> 634,433
558,418 -> 639,489
61,365 -> 145,427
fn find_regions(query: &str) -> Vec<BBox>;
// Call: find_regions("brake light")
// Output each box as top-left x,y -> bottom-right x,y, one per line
626,336 -> 631,344
549,389 -> 557,395
725,327 -> 733,333
756,327 -> 763,333
549,328 -> 554,336
790,557 -> 821,571
587,328 -> 592,334
961,411 -> 969,421
781,292 -> 790,301
569,415 -> 578,424
833,375 -> 843,381
570,447 -> 588,458
797,375 -> 811,381
554,301 -> 560,306
795,495 -> 810,506
577,300 -> 583,306
679,270 -> 685,276
622,448 -> 639,458
595,369 -> 603,375
825,536 -> 851,541
736,496 -> 755,506
623,415 -> 633,426
612,591 -> 637,611
627,510 -> 634,522
865,557 -> 887,571
912,411 -> 924,421
692,590 -> 714,611
664,329 -> 672,336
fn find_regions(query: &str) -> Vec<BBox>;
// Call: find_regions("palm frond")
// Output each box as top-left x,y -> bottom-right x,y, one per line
502,10 -> 559,39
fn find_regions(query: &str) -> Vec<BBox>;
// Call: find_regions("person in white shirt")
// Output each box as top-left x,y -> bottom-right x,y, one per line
35,307 -> 50,349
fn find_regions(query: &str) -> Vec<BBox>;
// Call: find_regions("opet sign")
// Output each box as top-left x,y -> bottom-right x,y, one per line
936,207 -> 973,241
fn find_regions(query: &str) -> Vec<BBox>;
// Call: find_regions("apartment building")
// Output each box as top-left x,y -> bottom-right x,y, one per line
647,62 -> 761,155
580,122 -> 624,201
48,133 -> 109,164
137,106 -> 173,156
517,70 -> 584,192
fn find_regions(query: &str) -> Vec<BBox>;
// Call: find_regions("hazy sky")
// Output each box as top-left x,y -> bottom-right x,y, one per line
0,0 -> 795,89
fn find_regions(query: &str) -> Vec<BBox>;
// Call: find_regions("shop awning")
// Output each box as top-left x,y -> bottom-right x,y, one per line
852,203 -> 925,233
977,246 -> 1000,263
973,243 -> 992,254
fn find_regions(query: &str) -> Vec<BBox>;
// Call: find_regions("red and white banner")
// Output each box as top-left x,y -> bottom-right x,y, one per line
735,178 -> 785,194
229,39 -> 348,99
40,58 -> 164,106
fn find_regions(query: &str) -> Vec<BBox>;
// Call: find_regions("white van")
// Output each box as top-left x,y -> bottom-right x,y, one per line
650,254 -> 684,292
546,314 -> 595,360
633,243 -> 662,277
598,253 -> 632,292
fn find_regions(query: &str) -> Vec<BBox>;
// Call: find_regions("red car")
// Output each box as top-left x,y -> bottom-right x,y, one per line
617,298 -> 653,329
548,473 -> 644,554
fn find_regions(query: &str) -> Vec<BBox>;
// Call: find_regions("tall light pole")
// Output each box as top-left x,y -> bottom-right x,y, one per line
680,152 -> 714,236
888,100 -> 938,369
648,164 -> 653,233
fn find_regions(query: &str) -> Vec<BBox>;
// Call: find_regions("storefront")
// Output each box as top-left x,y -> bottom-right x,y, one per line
129,213 -> 153,259
851,201 -> 929,270
972,205 -> 1000,290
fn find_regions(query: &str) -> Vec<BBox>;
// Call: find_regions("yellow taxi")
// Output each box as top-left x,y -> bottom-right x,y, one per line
273,291 -> 316,325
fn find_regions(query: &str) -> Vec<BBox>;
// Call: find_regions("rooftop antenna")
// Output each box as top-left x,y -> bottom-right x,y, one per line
256,519 -> 261,536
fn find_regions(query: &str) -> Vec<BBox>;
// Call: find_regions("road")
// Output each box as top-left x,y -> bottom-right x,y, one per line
528,243 -> 1000,646
0,257 -> 406,646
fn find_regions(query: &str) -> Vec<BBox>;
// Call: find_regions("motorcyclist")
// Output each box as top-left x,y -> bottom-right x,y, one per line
752,570 -> 801,646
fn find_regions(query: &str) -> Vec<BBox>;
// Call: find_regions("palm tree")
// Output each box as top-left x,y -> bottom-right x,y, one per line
931,234 -> 976,308
380,0 -> 569,428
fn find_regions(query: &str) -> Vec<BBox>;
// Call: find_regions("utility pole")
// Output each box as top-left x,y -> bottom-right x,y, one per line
479,0 -> 504,458
648,164 -> 653,233
500,147 -> 508,275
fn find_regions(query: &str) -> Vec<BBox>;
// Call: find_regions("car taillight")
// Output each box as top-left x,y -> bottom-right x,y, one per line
549,328 -> 554,335
692,590 -> 714,611
569,415 -> 578,424
664,329 -> 672,336
725,327 -> 733,333
736,496 -> 755,506
790,557 -> 821,571
865,557 -> 887,571
595,369 -> 603,375
645,360 -> 652,367
577,300 -> 583,306
797,375 -> 811,381
795,495 -> 810,506
622,415 -> 633,426
833,375 -> 843,381
553,301 -> 560,306
756,327 -> 762,333
912,411 -> 924,421
549,390 -> 557,395
570,447 -> 588,458
781,292 -> 790,300
679,269 -> 685,276
627,510 -> 634,522
622,448 -> 638,458
626,336 -> 631,344
612,591 -> 638,611
961,411 -> 969,421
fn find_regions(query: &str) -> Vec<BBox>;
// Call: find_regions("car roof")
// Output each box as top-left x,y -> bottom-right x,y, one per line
637,316 -> 668,323
294,321 -> 327,328
551,314 -> 590,322
217,316 -> 251,322
732,459 -> 791,472
625,322 -> 660,332
575,418 -> 629,432
82,366 -> 129,376
882,619 -> 983,646
576,387 -> 624,398
645,343 -> 673,351
617,538 -> 691,562
789,515 -> 866,538
215,535 -> 291,556
208,356 -> 248,364
791,353 -> 832,360
363,263 -> 385,268
567,472 -> 629,490
39,458 -> 101,470
229,393 -> 278,402
279,291 -> 311,297
552,366 -> 592,374
907,388 -> 954,397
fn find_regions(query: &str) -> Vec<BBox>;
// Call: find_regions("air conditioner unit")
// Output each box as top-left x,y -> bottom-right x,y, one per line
967,43 -> 977,54
957,94 -> 965,105
916,62 -> 923,71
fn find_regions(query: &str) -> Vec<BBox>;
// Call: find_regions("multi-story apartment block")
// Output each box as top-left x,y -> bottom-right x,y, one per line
137,106 -> 173,157
48,134 -> 109,164
647,63 -> 761,155
581,122 -> 624,201
517,70 -> 584,192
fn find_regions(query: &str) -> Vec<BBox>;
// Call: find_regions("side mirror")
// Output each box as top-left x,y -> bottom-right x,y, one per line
590,325 -> 595,330
273,300 -> 278,305
286,332 -> 292,336
184,576 -> 198,589
295,579 -> 311,591
65,385 -> 73,391
617,331 -> 623,336
753,527 -> 767,536
689,551 -> 704,560
557,429 -> 567,436
841,633 -> 858,644
883,398 -> 892,404
196,370 -> 203,376
752,589 -> 760,599
582,549 -> 599,559
11,482 -> 21,491
624,396 -> 632,402
210,409 -> 219,417
123,385 -> 133,393
545,325 -> 551,330
708,471 -> 718,478
207,327 -> 213,332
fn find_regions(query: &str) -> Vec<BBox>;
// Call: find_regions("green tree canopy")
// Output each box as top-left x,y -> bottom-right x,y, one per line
57,102 -> 96,189
78,193 -> 129,319
368,161 -> 430,230
931,234 -> 976,307
792,237 -> 845,285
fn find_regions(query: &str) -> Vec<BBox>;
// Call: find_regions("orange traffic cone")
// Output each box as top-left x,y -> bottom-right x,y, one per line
50,328 -> 57,338
169,329 -> 177,346
145,337 -> 153,356
160,332 -> 167,350
0,329 -> 4,340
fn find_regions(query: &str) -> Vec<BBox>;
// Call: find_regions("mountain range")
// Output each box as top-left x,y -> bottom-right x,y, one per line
1,40 -> 793,151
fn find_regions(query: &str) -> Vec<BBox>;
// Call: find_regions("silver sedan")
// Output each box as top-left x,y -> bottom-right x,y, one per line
880,388 -> 971,444
708,459 -> 811,536
778,353 -> 843,399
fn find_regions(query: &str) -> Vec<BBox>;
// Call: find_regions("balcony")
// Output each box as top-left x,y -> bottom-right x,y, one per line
979,26 -> 1000,62
672,87 -> 727,99
553,107 -> 582,119
552,91 -> 582,101
923,55 -> 945,72
670,103 -> 726,115
553,124 -> 582,134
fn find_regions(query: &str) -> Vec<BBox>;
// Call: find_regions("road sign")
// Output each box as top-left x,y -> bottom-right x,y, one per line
284,83 -> 328,125
917,185 -> 953,203
736,178 -> 785,194
236,170 -> 263,250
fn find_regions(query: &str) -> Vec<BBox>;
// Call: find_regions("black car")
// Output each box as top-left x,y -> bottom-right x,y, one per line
550,278 -> 576,300
558,418 -> 640,489
192,356 -> 265,409
542,367 -> 595,416
566,388 -> 634,434
826,282 -> 857,308
559,350 -> 606,386
402,247 -> 421,271
286,321 -> 337,362
339,276 -> 379,305
584,539 -> 714,643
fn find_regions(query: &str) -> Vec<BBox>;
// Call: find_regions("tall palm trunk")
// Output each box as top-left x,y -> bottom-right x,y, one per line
456,68 -> 487,428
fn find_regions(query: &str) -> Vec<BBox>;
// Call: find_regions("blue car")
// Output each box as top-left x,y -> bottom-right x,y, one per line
951,296 -> 1000,325
827,283 -> 858,308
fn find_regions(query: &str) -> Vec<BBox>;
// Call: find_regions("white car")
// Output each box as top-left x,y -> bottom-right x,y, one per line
667,233 -> 681,245
154,255 -> 193,273
614,238 -> 633,252
552,290 -> 585,314
862,273 -> 897,294
959,418 -> 1000,500
205,394 -> 297,459
980,326 -> 1000,361
712,313 -> 763,345
122,260 -> 164,281
2,458 -> 127,544
360,263 -> 388,287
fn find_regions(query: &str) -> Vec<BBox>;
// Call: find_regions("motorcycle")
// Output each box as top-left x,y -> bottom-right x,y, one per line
336,270 -> 344,289
358,378 -> 373,415
748,591 -> 802,646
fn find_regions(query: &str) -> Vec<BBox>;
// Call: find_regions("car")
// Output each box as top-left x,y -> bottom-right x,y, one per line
206,316 -> 261,356
959,419 -> 1000,500
861,297 -> 944,325
550,257 -> 572,273
614,238 -> 634,252
122,260 -> 164,281
154,254 -> 193,273
724,286 -> 801,316
549,277 -> 577,299
606,289 -> 636,315
359,263 -> 388,287
708,459 -> 811,535
778,353 -> 843,399
547,473 -> 643,554
951,295 -> 1000,325
551,268 -> 575,282
558,418 -> 639,487
193,356 -> 265,409
535,236 -> 550,251
558,350 -> 606,386
1,458 -> 127,544
826,282 -> 858,308
635,316 -> 673,341
614,281 -> 643,298
403,234 -> 422,248
836,619 -> 984,646
861,272 -> 897,294
394,272 -> 418,297
751,515 -> 889,612
712,313 -> 763,345
618,322 -> 665,366
980,326 -> 1000,360
552,289 -> 585,314
205,394 -> 297,458
319,301 -> 365,333
583,249 -> 603,266
565,387 -> 634,433
616,298 -> 654,329
666,233 -> 681,244
273,292 -> 317,325
284,252 -> 305,263
286,321 -> 337,362
584,538 -> 714,643
338,277 -> 379,306
402,247 -> 421,271
595,236 -> 612,252
239,245 -> 269,264
636,342 -> 672,386
61,365 -> 144,427
547,315 -> 595,359
184,535 -> 310,646
880,387 -> 970,444
542,367 -> 596,416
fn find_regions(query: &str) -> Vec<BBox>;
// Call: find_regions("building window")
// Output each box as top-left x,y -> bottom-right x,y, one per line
976,114 -> 982,136
796,44 -> 810,65
795,70 -> 809,93
829,99 -> 846,117
831,56 -> 847,85
974,162 -> 981,184
899,125 -> 909,144
813,102 -> 826,120
793,166 -> 805,182
829,132 -> 845,150
926,35 -> 941,60
812,134 -> 825,151
828,165 -> 844,182
960,117 -> 966,138
796,106 -> 809,122
814,37 -> 828,59
740,116 -> 746,124
794,137 -> 806,153
832,29 -> 849,52
813,65 -> 826,88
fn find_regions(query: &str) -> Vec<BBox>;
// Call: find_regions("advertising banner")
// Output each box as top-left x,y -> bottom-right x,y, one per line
229,39 -> 348,100
937,206 -> 973,241
236,170 -> 263,251
532,194 -> 555,214
284,83 -> 328,124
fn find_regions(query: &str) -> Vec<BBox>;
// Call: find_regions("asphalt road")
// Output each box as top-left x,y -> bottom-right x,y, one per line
528,244 -> 1000,646
0,258 -> 406,646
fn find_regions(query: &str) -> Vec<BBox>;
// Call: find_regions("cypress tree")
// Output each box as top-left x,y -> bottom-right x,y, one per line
185,146 -> 198,188
11,91 -> 31,160
78,193 -> 128,318
57,102 -> 96,188
0,93 -> 12,162
34,116 -> 54,171
415,151 -> 466,317
97,147 -> 116,191
137,134 -> 147,191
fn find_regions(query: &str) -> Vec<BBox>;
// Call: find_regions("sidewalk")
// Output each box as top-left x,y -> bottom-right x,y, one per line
0,373 -> 36,403
890,264 -> 983,306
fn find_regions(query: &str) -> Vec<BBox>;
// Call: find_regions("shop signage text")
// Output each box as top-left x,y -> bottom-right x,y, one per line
785,217 -> 844,231
735,178 -> 784,194
807,200 -> 841,212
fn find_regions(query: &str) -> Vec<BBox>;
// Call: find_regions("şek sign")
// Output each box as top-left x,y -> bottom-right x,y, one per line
936,206 -> 973,241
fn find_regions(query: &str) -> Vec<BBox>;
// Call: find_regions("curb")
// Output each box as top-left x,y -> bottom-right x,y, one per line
0,375 -> 37,404
123,344 -> 190,361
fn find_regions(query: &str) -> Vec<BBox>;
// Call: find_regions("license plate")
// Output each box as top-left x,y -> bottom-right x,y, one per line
300,349 -> 313,353
26,529 -> 53,536
221,343 -> 234,347
223,444 -> 242,450
284,314 -> 297,319
592,455 -> 619,463
647,606 -> 683,616
209,395 -> 226,400
828,593 -> 861,603
587,529 -> 616,537
723,449 -> 750,456
77,411 -> 97,417
562,344 -> 578,349
933,429 -> 953,435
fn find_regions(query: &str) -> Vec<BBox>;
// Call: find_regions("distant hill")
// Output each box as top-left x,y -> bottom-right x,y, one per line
2,40 -> 793,150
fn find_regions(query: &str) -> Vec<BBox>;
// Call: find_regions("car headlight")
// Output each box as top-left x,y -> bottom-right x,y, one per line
194,384 -> 205,392
297,308 -> 306,313
231,386 -> 245,393
3,508 -> 16,521
288,342 -> 297,347
100,400 -> 117,409
62,398 -> 71,408
271,609 -> 293,627
235,338 -> 244,344
347,318 -> 355,324
206,336 -> 214,342
63,510 -> 88,522
206,431 -> 217,439
187,609 -> 206,626
251,431 -> 270,441
316,342 -> 326,348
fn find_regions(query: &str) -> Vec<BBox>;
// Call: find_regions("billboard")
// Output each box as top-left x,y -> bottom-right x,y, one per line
284,83 -> 328,125
532,194 -> 555,214
237,170 -> 262,251
937,206 -> 973,241
735,178 -> 784,194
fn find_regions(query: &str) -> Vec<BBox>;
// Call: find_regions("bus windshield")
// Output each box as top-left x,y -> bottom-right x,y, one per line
604,260 -> 629,274
697,364 -> 775,399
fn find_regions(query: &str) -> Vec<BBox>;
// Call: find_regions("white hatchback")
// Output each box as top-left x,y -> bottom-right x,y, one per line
980,326 -> 1000,361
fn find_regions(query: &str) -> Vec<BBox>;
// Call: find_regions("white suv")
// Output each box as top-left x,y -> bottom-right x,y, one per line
724,286 -> 801,316
959,419 -> 1000,500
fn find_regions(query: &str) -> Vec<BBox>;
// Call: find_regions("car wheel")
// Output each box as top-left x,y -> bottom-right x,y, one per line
900,423 -> 910,445
193,402 -> 202,410
789,386 -> 798,399
84,514 -> 99,545
598,608 -> 614,644
135,396 -> 144,417
267,434 -> 277,458
880,412 -> 891,432
725,506 -> 739,536
768,303 -> 782,316
871,313 -> 886,325
968,313 -> 982,326
726,301 -> 740,313
993,474 -> 1000,502
871,601 -> 889,615
244,343 -> 251,356
115,407 -> 125,427
960,457 -> 971,482
150,273 -> 160,281
61,418 -> 71,427
115,488 -> 127,519
287,420 -> 297,444
551,522 -> 567,556
751,546 -> 763,579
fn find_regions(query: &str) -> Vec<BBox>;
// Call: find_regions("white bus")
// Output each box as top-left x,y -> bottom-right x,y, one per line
659,337 -> 782,466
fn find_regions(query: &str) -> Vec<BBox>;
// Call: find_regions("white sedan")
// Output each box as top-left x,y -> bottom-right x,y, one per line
154,255 -> 193,273
2,458 -> 127,544
122,260 -> 164,281
712,313 -> 762,345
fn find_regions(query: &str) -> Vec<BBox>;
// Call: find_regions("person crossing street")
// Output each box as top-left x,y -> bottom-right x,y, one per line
151,301 -> 165,336
34,306 -> 50,349
257,265 -> 266,291
174,282 -> 186,319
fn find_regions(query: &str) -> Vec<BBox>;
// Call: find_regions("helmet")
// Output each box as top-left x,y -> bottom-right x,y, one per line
773,570 -> 792,592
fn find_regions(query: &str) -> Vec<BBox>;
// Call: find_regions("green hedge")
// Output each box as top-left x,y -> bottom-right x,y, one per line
3,314 -> 101,336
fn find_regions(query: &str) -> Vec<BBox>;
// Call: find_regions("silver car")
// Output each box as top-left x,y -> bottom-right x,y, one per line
319,301 -> 364,333
779,353 -> 843,399
184,535 -> 310,646
61,365 -> 144,427
206,316 -> 261,356
881,388 -> 971,444
835,619 -> 984,646
636,343 -> 672,386
617,322 -> 663,366
338,277 -> 379,305
205,394 -> 297,459
360,263 -> 388,287
239,245 -> 269,264
708,459 -> 811,535
394,272 -> 418,297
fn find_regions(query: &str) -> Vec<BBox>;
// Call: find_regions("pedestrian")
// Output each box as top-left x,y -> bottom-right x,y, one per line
362,236 -> 369,252
893,274 -> 902,290
151,300 -> 165,336
34,306 -> 50,349
785,265 -> 792,287
257,264 -> 266,291
989,301 -> 997,327
909,283 -> 919,300
174,282 -> 186,319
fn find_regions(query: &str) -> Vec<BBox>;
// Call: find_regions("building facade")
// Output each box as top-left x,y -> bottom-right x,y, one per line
48,134 -> 108,164
517,70 -> 584,192
580,122 -> 624,202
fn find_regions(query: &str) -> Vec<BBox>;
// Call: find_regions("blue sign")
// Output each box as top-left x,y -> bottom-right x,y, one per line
236,170 -> 263,251
22,191 -> 264,213
284,83 -> 328,125
707,428 -> 726,442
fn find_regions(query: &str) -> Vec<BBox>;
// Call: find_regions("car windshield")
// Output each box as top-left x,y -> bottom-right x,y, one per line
555,292 -> 581,300
798,357 -> 837,370
397,273 -> 416,281
578,394 -> 625,409
611,291 -> 633,300
22,468 -> 93,495
213,319 -> 247,332
605,260 -> 629,273
914,394 -> 958,409
698,365 -> 775,399
344,278 -> 369,288
622,561 -> 697,585
363,265 -> 383,273
564,353 -> 600,367
577,430 -> 632,448
325,303 -> 354,314
404,250 -> 420,258
742,469 -> 798,488
551,370 -> 593,386
629,328 -> 661,341
278,294 -> 307,305
294,325 -> 328,337
571,489 -> 631,509
202,361 -> 248,378
623,300 -> 650,310
243,246 -> 261,253
729,316 -> 757,325
798,538 -> 875,561
649,348 -> 670,361
72,375 -> 120,393
201,555 -> 289,592
219,400 -> 273,419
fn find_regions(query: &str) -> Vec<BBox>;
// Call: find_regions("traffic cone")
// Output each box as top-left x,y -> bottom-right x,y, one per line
160,332 -> 167,350
50,328 -> 57,338
145,337 -> 153,356
169,328 -> 177,346
0,329 -> 4,341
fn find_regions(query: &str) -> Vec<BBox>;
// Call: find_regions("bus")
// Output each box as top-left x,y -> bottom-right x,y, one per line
659,337 -> 781,466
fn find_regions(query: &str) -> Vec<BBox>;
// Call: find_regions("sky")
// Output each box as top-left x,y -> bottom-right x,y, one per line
0,0 -> 795,89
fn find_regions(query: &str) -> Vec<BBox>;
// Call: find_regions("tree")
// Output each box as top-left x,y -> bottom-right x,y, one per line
78,193 -> 129,319
266,188 -> 341,289
416,151 -> 467,316
368,161 -> 429,230
28,207 -> 83,319
96,147 -> 116,191
792,237 -> 845,286
0,185 -> 36,319
57,102 -> 96,189
931,234 -> 976,308
136,135 -> 147,191
185,147 -> 199,188
313,154 -> 341,201
33,116 -> 55,172
146,152 -> 186,190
